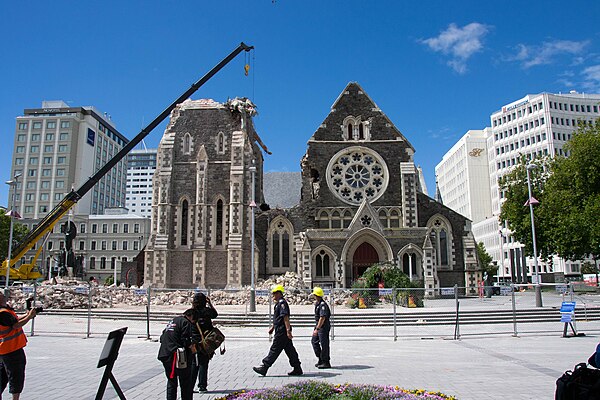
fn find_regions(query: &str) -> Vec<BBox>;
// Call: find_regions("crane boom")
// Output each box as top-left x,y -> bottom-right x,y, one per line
3,42 -> 254,278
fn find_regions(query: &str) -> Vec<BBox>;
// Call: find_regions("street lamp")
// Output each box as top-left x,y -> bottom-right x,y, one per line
5,173 -> 22,290
525,164 -> 543,307
498,229 -> 505,284
249,161 -> 257,312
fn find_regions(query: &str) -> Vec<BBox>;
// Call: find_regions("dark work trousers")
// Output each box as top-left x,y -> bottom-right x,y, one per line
262,332 -> 301,368
162,360 -> 193,400
191,352 -> 211,389
311,328 -> 330,364
0,348 -> 26,394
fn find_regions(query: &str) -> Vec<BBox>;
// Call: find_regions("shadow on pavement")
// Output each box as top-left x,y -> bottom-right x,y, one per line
331,364 -> 373,370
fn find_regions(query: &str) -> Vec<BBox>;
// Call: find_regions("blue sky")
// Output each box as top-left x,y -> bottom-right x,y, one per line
1,1 -> 600,206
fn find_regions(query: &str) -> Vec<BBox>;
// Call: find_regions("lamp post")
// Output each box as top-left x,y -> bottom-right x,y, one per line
498,229 -> 505,284
525,164 -> 543,307
5,173 -> 22,290
249,161 -> 257,312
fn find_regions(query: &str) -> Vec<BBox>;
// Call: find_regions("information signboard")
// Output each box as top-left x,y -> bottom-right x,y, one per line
75,286 -> 89,295
441,288 -> 455,296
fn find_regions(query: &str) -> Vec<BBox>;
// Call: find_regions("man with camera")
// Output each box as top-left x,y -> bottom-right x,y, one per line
157,308 -> 198,400
0,289 -> 37,400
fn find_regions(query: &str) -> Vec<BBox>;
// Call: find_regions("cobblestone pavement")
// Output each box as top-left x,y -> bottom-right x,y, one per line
19,314 -> 600,400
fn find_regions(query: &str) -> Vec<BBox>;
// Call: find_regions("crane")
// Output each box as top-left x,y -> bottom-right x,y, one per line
2,42 -> 254,281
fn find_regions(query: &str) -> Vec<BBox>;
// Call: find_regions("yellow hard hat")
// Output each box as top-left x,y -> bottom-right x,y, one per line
312,287 -> 324,297
271,284 -> 285,294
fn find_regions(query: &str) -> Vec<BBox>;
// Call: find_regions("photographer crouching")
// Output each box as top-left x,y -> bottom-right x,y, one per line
0,289 -> 37,400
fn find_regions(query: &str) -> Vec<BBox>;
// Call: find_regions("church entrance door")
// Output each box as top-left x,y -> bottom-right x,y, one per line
352,242 -> 379,279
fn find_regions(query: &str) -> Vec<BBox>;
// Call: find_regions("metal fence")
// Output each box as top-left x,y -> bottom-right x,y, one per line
7,283 -> 600,340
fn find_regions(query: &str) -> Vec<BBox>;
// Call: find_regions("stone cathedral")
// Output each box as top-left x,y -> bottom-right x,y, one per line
145,83 -> 481,296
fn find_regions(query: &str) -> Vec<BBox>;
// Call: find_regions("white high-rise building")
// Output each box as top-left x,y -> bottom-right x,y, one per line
473,91 -> 600,281
435,129 -> 492,224
9,100 -> 128,218
126,148 -> 157,218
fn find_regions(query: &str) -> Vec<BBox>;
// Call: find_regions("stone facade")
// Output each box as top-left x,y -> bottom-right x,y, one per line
145,98 -> 263,288
146,84 -> 480,295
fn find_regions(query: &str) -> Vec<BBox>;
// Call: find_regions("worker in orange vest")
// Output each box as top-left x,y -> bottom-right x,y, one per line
0,290 -> 37,400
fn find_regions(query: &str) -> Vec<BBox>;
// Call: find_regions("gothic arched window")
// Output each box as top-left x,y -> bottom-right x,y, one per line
316,250 -> 330,277
269,218 -> 293,270
439,229 -> 448,265
181,199 -> 189,246
217,132 -> 225,154
427,216 -> 453,269
183,133 -> 191,155
216,199 -> 223,246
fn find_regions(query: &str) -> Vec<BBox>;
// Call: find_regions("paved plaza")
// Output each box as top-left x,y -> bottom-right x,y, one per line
18,313 -> 600,400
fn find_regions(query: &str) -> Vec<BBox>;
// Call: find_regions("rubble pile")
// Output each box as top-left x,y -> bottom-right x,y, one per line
8,272 -> 351,310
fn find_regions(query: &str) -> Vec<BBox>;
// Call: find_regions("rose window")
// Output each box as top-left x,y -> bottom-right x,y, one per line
326,146 -> 389,205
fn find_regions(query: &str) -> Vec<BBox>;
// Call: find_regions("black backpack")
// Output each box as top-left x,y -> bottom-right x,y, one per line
556,363 -> 600,400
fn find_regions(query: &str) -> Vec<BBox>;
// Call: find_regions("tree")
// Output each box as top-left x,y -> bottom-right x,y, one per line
0,211 -> 29,261
541,120 -> 600,262
499,155 -> 554,259
477,242 -> 496,284
499,119 -> 600,269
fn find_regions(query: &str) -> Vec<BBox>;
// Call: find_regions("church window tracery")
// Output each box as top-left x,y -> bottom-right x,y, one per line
342,116 -> 371,141
316,250 -> 330,277
326,146 -> 389,206
269,218 -> 294,270
427,216 -> 453,269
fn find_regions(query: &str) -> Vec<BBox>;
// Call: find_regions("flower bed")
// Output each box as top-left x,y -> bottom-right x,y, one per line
218,381 -> 456,400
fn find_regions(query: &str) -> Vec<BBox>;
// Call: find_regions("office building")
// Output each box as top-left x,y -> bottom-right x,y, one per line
10,100 -> 129,219
472,91 -> 600,281
126,148 -> 157,218
20,208 -> 150,283
435,129 -> 492,224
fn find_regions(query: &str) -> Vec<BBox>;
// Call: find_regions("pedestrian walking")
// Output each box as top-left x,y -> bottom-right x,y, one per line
311,286 -> 331,369
253,284 -> 302,376
157,309 -> 198,400
191,292 -> 218,392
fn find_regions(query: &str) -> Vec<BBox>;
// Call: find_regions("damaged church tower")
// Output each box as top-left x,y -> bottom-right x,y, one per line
145,98 -> 265,288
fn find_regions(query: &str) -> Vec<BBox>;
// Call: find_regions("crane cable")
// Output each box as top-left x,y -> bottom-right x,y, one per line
244,51 -> 250,76
244,48 -> 256,103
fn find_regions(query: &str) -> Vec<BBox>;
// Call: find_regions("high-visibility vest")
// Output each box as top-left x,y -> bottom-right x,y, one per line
0,308 -> 27,355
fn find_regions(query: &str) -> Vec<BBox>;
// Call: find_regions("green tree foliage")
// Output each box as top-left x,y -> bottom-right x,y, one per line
581,261 -> 598,275
499,155 -> 554,259
0,212 -> 29,261
499,119 -> 600,262
541,120 -> 600,261
477,242 -> 497,284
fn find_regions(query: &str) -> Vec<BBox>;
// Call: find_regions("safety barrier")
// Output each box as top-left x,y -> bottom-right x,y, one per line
6,283 -> 600,340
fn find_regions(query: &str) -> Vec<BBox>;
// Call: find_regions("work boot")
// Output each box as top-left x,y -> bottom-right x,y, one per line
317,362 -> 332,369
253,365 -> 268,376
314,362 -> 320,367
287,366 -> 303,376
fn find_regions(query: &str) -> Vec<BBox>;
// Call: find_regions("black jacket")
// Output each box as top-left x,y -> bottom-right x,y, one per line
157,315 -> 194,362
194,306 -> 218,335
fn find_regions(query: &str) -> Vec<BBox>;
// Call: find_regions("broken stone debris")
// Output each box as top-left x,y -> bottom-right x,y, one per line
9,272 -> 352,310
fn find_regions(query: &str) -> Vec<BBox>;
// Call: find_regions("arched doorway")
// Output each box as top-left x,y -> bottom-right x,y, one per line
352,242 -> 379,279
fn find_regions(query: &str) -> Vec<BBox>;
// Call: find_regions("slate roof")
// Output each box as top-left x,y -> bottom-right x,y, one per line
263,172 -> 301,208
